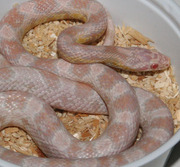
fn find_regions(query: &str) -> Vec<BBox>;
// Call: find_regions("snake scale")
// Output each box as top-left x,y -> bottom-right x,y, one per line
0,0 -> 174,166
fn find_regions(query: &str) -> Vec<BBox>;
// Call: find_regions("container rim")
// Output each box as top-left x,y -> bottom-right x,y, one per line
0,133 -> 179,167
123,130 -> 180,167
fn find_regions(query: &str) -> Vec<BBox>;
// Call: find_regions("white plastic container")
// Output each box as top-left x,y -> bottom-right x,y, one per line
0,0 -> 180,167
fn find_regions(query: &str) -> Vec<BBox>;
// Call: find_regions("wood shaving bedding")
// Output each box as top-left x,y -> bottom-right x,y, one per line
0,20 -> 179,157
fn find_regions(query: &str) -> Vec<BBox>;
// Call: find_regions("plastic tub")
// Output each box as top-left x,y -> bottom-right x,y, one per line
0,0 -> 180,167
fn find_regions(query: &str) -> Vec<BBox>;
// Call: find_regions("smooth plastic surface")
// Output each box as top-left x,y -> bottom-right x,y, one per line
0,0 -> 180,167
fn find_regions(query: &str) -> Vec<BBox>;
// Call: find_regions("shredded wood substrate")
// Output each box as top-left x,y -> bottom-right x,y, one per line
0,20 -> 179,158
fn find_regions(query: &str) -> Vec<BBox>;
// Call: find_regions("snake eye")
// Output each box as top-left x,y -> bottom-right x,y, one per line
151,63 -> 159,70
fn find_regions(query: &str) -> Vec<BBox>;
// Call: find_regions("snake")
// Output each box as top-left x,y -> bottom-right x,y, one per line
0,0 -> 174,166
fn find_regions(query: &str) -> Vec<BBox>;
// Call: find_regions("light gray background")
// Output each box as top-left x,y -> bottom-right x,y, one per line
174,0 -> 180,6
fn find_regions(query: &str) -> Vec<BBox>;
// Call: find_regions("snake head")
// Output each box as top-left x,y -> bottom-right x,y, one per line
123,47 -> 171,72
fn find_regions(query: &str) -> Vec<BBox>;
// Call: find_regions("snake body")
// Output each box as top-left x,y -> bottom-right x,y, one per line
0,0 -> 174,166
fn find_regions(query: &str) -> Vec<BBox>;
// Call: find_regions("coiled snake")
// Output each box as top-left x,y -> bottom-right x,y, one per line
0,0 -> 174,166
